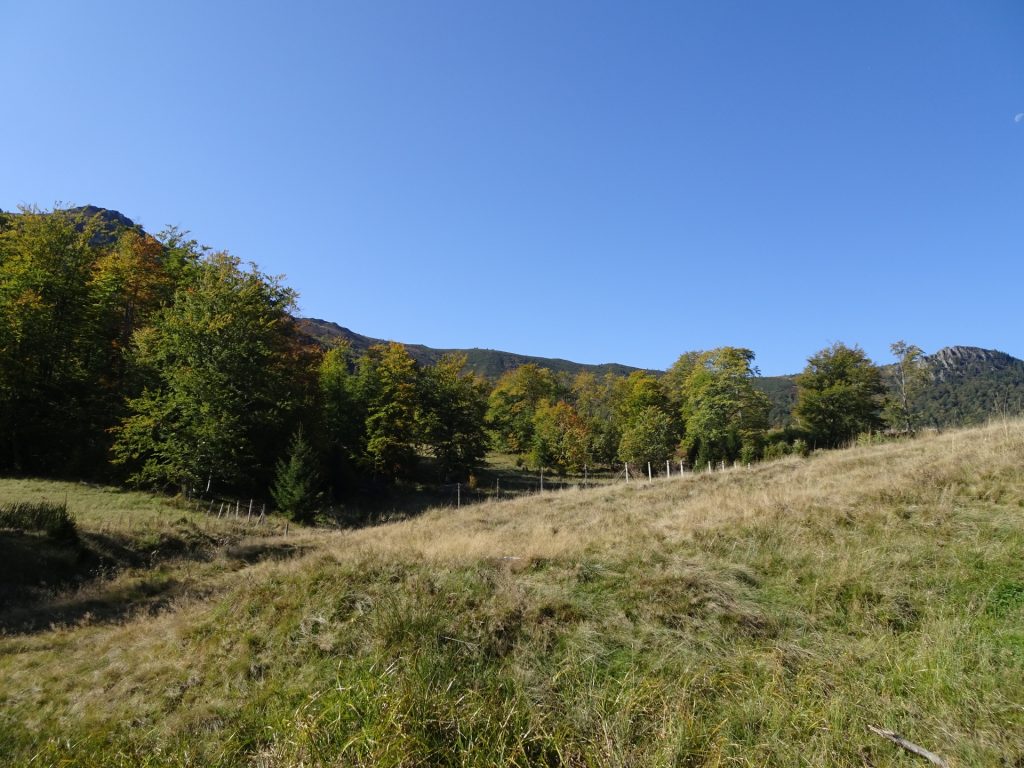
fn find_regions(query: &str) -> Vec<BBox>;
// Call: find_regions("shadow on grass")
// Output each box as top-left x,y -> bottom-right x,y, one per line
0,530 -> 307,636
323,457 -> 617,528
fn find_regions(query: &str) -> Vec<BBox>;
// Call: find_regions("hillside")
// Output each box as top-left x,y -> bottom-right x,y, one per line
2,422 -> 1022,766
297,317 -> 644,379
916,345 -> 1024,427
301,316 -> 1024,428
751,347 -> 1024,428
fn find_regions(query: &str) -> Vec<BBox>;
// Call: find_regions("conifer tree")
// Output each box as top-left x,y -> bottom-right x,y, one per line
271,427 -> 322,521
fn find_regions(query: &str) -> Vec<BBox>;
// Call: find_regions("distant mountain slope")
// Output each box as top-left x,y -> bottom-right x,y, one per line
302,317 -> 1024,427
63,205 -> 142,245
750,346 -> 1024,429
916,345 -> 1024,427
752,375 -> 799,426
297,317 -> 644,379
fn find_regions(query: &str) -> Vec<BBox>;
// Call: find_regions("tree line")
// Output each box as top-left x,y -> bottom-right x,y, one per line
0,207 -> 929,520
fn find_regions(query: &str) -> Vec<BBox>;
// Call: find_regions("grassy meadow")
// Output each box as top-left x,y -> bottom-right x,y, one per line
1,421 -> 1023,766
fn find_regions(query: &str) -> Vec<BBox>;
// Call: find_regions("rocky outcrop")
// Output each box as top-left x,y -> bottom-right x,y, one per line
926,346 -> 1020,382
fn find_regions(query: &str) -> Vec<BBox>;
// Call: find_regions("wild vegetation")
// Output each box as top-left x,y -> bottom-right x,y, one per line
2,205 -> 1024,765
1,420 -> 1022,765
2,205 -> 1022,518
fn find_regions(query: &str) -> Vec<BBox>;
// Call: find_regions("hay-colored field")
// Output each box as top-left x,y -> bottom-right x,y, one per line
1,421 -> 1022,766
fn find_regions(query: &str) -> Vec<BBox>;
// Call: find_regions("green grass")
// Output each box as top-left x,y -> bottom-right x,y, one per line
0,500 -> 75,540
1,422 -> 1023,765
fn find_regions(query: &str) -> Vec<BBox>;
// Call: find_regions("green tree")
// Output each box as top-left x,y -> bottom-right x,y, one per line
112,252 -> 306,493
356,343 -> 421,478
530,400 -> 590,474
271,426 -> 322,521
0,208 -> 107,475
885,340 -> 930,435
616,371 -> 672,422
663,350 -> 702,412
795,342 -> 886,448
677,347 -> 770,467
486,364 -> 561,456
571,372 -> 622,468
88,229 -> 175,432
617,405 -> 677,468
318,343 -> 366,492
418,354 -> 490,480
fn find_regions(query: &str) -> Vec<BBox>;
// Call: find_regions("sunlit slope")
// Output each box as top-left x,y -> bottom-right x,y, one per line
2,421 -> 1023,766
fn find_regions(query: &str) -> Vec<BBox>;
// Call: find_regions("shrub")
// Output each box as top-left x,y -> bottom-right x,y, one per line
855,431 -> 889,447
739,442 -> 759,465
0,501 -> 77,541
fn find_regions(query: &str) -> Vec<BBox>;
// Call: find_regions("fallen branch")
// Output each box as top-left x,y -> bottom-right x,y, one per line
867,725 -> 949,768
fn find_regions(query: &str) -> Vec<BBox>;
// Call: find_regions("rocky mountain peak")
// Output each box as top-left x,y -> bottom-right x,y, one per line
926,346 -> 1019,382
63,206 -> 141,246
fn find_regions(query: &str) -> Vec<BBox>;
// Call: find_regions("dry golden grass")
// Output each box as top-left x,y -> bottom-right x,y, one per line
327,418 -> 1024,565
1,419 -> 1023,766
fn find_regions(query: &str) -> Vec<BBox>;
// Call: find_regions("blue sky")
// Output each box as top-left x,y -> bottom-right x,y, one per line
3,1 -> 1022,375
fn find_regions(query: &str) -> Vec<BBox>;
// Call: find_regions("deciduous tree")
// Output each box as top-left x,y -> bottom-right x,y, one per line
0,209 -> 105,474
885,340 -> 930,435
795,342 -> 885,448
571,372 -> 622,468
418,354 -> 489,480
531,400 -> 590,473
486,364 -> 561,455
112,253 -> 305,493
318,343 -> 366,491
617,406 -> 677,468
357,343 -> 421,478
677,347 -> 770,467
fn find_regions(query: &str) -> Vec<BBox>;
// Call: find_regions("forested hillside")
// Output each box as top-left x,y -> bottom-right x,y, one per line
299,322 -> 1024,430
916,346 -> 1024,426
298,318 -> 642,379
2,204 -> 1021,519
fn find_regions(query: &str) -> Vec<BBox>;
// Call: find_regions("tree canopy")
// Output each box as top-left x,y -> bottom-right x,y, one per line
111,252 -> 308,493
795,342 -> 886,448
676,347 -> 770,467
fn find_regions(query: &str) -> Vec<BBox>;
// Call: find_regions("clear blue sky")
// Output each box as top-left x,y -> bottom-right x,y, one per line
3,1 -> 1022,375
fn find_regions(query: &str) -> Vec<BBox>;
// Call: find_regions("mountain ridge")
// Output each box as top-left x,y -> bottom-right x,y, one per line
298,317 -> 1023,382
298,317 -> 1024,427
296,317 -> 647,379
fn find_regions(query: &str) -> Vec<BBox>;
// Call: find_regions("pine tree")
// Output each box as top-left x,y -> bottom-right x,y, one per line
271,427 -> 322,521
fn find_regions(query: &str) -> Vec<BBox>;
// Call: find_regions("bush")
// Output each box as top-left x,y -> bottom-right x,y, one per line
855,431 -> 889,447
738,443 -> 760,465
0,501 -> 77,541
